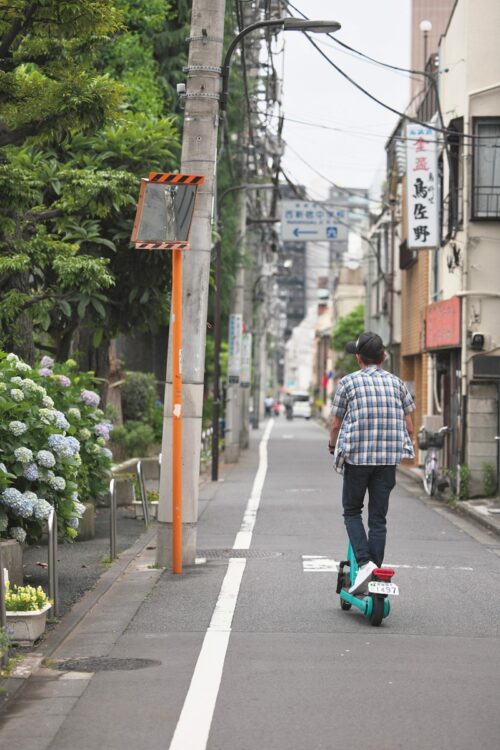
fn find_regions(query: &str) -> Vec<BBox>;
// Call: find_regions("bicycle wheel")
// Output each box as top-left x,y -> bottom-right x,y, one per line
423,454 -> 436,496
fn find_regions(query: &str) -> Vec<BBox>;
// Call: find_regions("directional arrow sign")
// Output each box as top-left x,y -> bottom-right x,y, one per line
281,200 -> 346,242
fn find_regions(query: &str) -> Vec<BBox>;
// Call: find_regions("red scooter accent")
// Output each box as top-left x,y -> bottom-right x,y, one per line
373,568 -> 395,581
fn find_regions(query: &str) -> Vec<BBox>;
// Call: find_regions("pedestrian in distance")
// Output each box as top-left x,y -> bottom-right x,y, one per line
264,395 -> 274,418
273,399 -> 280,417
328,332 -> 415,594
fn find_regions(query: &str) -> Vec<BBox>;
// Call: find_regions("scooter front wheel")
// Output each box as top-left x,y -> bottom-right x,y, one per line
369,595 -> 384,626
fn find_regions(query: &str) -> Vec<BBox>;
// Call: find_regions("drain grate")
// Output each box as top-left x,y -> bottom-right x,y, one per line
197,549 -> 282,559
53,657 -> 161,673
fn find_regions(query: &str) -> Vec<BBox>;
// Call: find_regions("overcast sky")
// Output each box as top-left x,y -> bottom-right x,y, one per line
281,0 -> 412,200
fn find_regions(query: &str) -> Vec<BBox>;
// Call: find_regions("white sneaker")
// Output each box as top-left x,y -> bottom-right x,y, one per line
349,561 -> 377,594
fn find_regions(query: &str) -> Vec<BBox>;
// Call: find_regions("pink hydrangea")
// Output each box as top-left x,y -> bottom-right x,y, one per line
57,375 -> 71,387
80,389 -> 100,407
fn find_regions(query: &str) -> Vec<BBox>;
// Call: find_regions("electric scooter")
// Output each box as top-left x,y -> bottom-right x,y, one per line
336,543 -> 398,626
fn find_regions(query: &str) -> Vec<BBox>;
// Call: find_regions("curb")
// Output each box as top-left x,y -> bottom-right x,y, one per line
397,465 -> 500,539
1,523 -> 157,710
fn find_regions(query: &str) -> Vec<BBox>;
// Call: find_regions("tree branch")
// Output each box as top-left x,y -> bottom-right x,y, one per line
0,3 -> 39,59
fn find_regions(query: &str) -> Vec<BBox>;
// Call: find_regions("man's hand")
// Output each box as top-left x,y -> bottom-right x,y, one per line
328,442 -> 336,455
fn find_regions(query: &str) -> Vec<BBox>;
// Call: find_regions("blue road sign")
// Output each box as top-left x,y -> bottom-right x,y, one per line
281,200 -> 347,242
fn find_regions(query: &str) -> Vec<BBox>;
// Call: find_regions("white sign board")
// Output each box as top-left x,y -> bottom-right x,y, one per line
240,332 -> 252,388
227,314 -> 243,384
281,200 -> 347,242
406,124 -> 439,249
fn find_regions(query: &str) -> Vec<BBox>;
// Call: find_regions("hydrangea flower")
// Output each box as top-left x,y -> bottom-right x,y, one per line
23,463 -> 39,482
102,448 -> 113,461
14,447 -> 33,464
39,367 -> 53,377
0,510 -> 8,532
39,408 -> 56,425
10,388 -> 24,402
65,436 -> 80,455
80,389 -> 100,407
57,375 -> 71,387
95,422 -> 112,441
36,450 -> 56,468
9,420 -> 27,436
10,527 -> 27,543
65,358 -> 77,368
67,517 -> 80,530
0,462 -> 7,473
74,501 -> 86,516
15,361 -> 31,373
68,407 -> 81,421
40,356 -> 54,368
47,434 -> 73,458
48,475 -> 66,492
6,353 -> 19,362
42,395 -> 54,408
10,376 -> 23,385
79,428 -> 91,441
2,488 -> 34,518
53,410 -> 70,430
33,497 -> 53,521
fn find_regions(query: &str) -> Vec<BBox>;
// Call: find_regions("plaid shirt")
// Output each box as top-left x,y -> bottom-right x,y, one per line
331,366 -> 416,465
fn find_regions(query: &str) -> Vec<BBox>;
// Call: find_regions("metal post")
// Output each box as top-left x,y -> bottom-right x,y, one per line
47,508 -> 59,617
136,461 -> 150,527
109,478 -> 117,561
0,545 -> 7,668
212,236 -> 222,481
172,246 -> 183,574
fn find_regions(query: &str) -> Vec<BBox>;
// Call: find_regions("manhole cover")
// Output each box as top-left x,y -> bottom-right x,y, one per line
53,657 -> 161,672
197,549 -> 282,559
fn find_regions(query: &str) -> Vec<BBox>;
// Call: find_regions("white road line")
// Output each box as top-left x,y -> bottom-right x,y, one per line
301,555 -> 474,572
233,418 -> 273,550
168,420 -> 273,750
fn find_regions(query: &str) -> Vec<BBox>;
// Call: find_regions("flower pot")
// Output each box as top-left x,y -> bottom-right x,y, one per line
132,501 -> 158,520
6,603 -> 52,646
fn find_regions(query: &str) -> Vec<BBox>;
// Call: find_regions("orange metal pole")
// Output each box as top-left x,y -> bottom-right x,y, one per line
172,247 -> 183,573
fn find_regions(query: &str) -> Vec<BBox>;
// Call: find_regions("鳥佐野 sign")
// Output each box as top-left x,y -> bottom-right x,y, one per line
406,125 -> 439,249
425,296 -> 461,350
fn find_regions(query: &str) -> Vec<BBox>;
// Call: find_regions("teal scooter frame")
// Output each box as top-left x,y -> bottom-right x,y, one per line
336,543 -> 397,626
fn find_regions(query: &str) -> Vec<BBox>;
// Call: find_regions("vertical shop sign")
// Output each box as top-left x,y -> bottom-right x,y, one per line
406,124 -> 439,249
240,332 -> 252,388
227,314 -> 243,384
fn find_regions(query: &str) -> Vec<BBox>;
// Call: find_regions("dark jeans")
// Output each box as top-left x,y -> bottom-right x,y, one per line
342,463 -> 396,567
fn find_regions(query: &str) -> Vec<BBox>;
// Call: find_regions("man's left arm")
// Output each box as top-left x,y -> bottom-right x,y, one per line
329,380 -> 347,454
329,416 -> 343,453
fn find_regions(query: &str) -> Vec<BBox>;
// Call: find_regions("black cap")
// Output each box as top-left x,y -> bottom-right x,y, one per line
346,331 -> 385,361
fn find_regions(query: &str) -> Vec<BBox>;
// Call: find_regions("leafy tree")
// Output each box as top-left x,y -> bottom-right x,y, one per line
331,304 -> 365,375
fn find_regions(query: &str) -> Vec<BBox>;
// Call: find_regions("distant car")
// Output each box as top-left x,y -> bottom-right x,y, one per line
291,391 -> 312,419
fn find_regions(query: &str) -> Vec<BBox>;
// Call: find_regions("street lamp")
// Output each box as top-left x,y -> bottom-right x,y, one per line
419,19 -> 432,69
220,17 -> 341,112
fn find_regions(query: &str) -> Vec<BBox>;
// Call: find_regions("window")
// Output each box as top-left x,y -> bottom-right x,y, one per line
472,118 -> 500,219
446,118 -> 464,233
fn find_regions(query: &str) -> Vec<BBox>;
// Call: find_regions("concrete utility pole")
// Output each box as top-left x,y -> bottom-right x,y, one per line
157,0 -> 226,567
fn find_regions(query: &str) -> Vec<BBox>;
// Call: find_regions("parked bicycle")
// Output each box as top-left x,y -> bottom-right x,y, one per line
417,425 -> 451,496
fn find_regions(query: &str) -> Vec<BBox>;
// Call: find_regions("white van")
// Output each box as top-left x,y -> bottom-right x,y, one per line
291,391 -> 312,419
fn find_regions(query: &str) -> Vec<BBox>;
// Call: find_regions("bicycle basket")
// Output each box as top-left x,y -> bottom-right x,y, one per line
418,428 -> 445,450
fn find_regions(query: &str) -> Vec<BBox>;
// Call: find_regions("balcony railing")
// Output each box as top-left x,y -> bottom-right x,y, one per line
472,186 -> 500,219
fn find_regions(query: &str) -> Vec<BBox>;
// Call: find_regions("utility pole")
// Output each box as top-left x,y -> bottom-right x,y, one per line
157,0 -> 226,567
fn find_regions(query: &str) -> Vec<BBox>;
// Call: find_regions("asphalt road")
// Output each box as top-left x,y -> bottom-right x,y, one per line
11,417 -> 500,750
133,417 -> 500,750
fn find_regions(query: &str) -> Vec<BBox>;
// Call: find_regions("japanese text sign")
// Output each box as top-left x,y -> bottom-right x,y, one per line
281,201 -> 347,242
406,125 -> 439,249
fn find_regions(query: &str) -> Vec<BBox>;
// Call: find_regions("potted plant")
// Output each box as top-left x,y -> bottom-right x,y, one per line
5,583 -> 52,646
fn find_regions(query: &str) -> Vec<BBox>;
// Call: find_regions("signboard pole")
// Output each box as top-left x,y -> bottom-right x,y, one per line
172,246 -> 183,574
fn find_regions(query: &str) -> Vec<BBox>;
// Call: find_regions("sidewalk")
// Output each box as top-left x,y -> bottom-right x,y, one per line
397,464 -> 500,537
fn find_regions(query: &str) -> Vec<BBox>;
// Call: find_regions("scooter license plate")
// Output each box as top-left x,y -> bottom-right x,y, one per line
368,581 -> 399,596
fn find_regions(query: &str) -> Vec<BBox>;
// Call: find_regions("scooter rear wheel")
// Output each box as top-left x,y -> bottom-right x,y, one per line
369,595 -> 384,626
340,573 -> 352,610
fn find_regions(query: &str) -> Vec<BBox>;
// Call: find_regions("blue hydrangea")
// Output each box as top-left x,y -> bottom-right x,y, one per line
33,497 -> 52,521
53,410 -> 70,430
14,447 -> 33,464
9,421 -> 27,436
42,395 -> 54,408
0,510 -> 8,532
65,436 -> 80,455
74,501 -> 86,516
103,448 -> 113,461
10,527 -> 27,543
47,434 -> 73,458
10,388 -> 24,402
48,475 -> 66,492
2,488 -> 34,518
95,422 -> 112,441
67,517 -> 80,530
36,450 -> 56,468
23,463 -> 39,482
